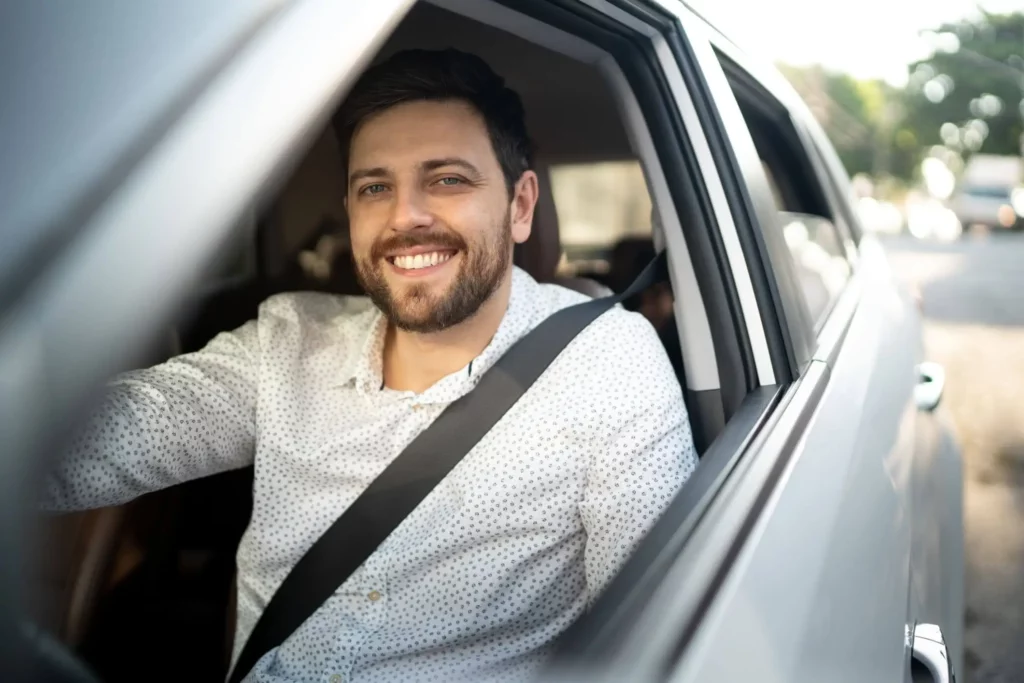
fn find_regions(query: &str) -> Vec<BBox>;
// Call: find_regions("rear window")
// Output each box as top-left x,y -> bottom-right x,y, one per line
549,161 -> 652,276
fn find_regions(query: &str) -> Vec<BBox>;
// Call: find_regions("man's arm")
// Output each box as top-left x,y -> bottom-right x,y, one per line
579,332 -> 698,601
42,320 -> 261,511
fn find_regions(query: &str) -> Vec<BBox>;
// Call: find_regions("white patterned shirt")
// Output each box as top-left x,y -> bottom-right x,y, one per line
45,267 -> 697,683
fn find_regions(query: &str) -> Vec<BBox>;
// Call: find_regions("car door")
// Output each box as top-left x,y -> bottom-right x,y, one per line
677,14 -> 967,681
666,25 -> 926,682
0,0 -> 415,679
545,4 -> 961,683
798,114 -> 966,680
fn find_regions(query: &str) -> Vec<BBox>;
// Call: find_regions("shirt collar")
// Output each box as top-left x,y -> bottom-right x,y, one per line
342,267 -> 542,399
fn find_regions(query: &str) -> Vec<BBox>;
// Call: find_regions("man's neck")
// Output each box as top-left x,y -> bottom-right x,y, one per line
382,275 -> 513,394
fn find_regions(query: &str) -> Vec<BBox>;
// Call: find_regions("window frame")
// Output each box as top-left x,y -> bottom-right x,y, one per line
786,116 -> 859,256
680,27 -> 815,376
798,113 -> 867,247
713,58 -> 861,339
694,30 -> 867,359
723,74 -> 835,222
715,73 -> 854,336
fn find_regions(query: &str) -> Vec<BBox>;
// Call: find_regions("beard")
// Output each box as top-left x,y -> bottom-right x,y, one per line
353,213 -> 513,333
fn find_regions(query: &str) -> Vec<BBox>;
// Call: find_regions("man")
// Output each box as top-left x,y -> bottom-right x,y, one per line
44,49 -> 697,682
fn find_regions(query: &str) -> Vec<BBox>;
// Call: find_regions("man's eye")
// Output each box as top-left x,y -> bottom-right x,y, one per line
361,183 -> 388,196
436,177 -> 462,187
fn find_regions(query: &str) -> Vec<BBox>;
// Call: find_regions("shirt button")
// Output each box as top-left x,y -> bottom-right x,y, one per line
368,590 -> 382,602
329,675 -> 343,683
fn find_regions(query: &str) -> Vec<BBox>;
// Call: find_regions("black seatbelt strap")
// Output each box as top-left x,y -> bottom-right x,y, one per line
228,252 -> 667,682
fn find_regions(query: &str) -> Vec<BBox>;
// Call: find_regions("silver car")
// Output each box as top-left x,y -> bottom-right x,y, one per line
950,154 -> 1024,232
951,184 -> 1023,231
0,1 -> 963,682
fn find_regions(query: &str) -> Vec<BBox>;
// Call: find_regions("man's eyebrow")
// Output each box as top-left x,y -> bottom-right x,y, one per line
421,158 -> 482,176
348,167 -> 390,189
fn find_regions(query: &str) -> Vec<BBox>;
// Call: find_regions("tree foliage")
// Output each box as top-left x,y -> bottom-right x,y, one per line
903,12 -> 1024,165
778,11 -> 1024,184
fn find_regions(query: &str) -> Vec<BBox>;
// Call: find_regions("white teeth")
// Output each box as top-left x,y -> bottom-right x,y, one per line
393,252 -> 453,270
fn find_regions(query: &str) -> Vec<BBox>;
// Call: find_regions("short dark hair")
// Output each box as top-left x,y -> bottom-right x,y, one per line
333,48 -> 533,197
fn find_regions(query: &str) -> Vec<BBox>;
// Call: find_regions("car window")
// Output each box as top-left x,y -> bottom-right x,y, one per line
548,160 -> 652,279
777,210 -> 850,324
723,75 -> 852,328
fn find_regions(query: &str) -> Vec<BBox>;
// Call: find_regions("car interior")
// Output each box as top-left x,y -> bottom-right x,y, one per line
33,3 -> 727,681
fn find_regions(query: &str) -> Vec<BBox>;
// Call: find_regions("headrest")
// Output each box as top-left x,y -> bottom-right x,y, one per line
513,164 -> 561,282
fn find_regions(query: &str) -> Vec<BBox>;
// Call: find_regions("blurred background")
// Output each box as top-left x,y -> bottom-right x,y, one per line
711,3 -> 1024,683
550,3 -> 1024,682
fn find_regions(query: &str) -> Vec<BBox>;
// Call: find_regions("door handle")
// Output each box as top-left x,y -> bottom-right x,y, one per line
915,362 -> 945,412
912,623 -> 956,683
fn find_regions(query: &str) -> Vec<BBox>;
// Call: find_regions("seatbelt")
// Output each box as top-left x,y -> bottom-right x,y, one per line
228,252 -> 667,682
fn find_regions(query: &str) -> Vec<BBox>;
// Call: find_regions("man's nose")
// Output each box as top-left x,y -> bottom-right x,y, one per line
388,186 -> 434,232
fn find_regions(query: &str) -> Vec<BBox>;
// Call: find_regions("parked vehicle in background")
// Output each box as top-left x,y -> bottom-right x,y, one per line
950,154 -> 1024,231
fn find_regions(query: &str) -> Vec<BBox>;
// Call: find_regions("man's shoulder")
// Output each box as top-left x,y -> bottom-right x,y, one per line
534,295 -> 685,424
522,277 -> 666,361
527,279 -> 591,314
523,283 -> 673,386
575,304 -> 669,365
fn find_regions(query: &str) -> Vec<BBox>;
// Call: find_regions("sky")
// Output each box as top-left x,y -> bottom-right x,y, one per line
690,0 -> 1023,86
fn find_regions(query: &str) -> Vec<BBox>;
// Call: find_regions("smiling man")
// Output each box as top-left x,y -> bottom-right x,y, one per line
44,49 -> 697,682
339,57 -> 539,393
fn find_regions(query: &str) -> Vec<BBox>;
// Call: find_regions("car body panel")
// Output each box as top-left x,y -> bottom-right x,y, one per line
667,237 -> 922,682
910,403 -> 966,678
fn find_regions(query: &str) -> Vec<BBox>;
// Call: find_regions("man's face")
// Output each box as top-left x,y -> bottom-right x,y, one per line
346,99 -> 534,333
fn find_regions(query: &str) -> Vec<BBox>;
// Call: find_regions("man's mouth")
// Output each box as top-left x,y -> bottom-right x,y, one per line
385,249 -> 459,274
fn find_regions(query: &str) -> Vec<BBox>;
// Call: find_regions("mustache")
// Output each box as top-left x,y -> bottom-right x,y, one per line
370,230 -> 467,261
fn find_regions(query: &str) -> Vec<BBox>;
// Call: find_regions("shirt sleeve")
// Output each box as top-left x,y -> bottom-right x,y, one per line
41,319 -> 261,511
579,344 -> 698,602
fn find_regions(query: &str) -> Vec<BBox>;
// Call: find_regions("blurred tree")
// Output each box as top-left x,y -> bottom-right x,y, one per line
778,11 -> 1024,186
903,11 -> 1024,167
777,63 -> 883,178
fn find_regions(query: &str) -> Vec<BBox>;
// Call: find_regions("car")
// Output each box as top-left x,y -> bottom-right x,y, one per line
949,154 -> 1024,232
0,1 -> 963,682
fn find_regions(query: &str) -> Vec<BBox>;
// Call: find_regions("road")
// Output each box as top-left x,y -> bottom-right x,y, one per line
885,232 -> 1024,683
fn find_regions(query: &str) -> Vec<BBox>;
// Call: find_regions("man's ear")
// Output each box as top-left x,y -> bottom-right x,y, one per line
510,170 -> 538,245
